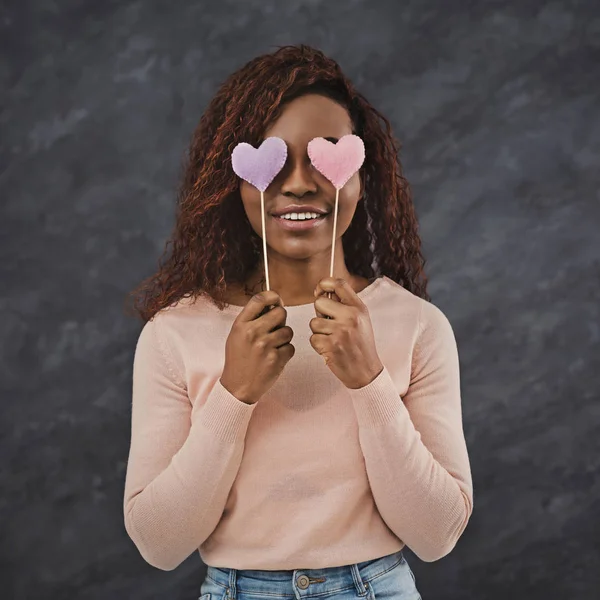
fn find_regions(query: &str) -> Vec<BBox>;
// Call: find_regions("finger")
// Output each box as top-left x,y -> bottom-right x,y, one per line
314,295 -> 349,320
239,290 -> 283,323
266,324 -> 294,348
314,278 -> 342,320
256,304 -> 287,333
314,277 -> 342,303
309,316 -> 334,335
315,277 -> 363,309
315,304 -> 329,320
314,286 -> 340,313
309,332 -> 329,356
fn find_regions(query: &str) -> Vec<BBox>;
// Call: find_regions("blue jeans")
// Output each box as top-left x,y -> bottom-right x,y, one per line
198,550 -> 421,600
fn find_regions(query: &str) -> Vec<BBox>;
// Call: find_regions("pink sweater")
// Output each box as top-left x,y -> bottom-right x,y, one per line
123,275 -> 473,570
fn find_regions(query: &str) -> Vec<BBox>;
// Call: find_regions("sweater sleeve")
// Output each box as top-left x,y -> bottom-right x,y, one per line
347,299 -> 473,562
123,315 -> 258,571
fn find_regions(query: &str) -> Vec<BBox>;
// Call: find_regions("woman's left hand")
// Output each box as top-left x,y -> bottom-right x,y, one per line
309,277 -> 384,389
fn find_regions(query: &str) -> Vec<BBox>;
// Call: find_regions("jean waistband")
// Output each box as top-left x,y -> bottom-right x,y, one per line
205,549 -> 405,597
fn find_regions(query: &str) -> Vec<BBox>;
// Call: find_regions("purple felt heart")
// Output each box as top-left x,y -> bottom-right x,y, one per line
231,137 -> 287,192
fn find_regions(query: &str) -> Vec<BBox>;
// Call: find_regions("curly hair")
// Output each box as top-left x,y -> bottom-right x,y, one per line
125,44 -> 430,323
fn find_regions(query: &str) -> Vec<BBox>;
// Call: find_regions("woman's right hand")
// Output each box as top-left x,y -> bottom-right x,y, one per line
220,290 -> 295,405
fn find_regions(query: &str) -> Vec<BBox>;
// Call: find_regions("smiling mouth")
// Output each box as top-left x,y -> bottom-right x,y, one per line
271,212 -> 330,231
274,213 -> 328,222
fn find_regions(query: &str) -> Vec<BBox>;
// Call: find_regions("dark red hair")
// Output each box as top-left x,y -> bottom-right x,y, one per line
125,44 -> 430,323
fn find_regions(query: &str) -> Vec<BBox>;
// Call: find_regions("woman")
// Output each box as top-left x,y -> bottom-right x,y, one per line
123,44 -> 473,600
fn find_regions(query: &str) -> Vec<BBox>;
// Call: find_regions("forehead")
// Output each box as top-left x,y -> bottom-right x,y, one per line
263,94 -> 353,147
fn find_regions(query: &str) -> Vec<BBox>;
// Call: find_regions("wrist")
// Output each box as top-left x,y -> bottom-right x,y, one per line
220,377 -> 254,404
348,362 -> 384,389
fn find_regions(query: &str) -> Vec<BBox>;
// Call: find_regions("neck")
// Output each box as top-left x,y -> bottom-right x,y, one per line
243,253 -> 356,307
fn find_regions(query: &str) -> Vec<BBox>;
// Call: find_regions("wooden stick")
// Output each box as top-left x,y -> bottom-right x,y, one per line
325,187 -> 340,310
261,189 -> 270,291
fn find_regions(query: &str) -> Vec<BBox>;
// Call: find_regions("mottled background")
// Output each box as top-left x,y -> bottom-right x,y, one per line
2,0 -> 599,598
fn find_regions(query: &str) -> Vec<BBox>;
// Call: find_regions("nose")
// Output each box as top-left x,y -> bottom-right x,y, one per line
279,157 -> 318,198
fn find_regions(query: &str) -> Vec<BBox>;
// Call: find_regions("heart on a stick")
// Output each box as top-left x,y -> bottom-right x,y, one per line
307,134 -> 365,189
231,136 -> 287,192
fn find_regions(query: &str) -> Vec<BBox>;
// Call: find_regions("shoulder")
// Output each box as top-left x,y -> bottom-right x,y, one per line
377,275 -> 424,323
137,294 -> 225,386
148,292 -> 220,332
381,276 -> 454,332
377,277 -> 457,360
377,275 -> 417,302
413,297 -> 459,367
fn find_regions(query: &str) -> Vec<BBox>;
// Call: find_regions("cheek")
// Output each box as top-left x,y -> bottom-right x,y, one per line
343,171 -> 361,198
337,175 -> 361,216
239,181 -> 254,206
239,184 -> 271,238
240,183 -> 261,219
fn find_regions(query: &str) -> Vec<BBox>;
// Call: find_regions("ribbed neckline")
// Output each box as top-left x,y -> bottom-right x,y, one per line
213,275 -> 390,316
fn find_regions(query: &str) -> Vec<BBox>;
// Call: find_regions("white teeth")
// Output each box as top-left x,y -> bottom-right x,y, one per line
279,212 -> 321,220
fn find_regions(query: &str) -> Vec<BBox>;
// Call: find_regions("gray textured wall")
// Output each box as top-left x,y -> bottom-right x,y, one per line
2,1 -> 599,599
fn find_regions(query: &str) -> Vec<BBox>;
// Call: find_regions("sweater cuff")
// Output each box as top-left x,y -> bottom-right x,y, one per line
192,378 -> 258,444
347,365 -> 409,429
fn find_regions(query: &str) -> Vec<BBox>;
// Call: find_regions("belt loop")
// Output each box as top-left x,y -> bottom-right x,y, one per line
350,563 -> 368,596
227,568 -> 237,599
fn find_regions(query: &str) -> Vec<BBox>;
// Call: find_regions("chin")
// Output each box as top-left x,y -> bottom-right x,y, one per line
270,243 -> 329,261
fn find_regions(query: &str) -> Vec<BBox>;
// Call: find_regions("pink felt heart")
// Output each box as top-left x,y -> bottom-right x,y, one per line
307,134 -> 365,189
231,137 -> 287,192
